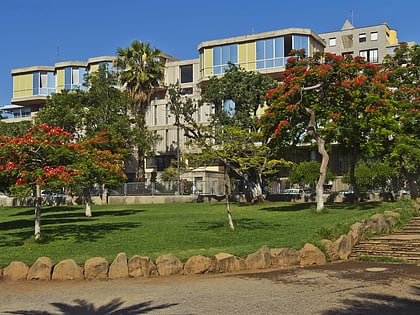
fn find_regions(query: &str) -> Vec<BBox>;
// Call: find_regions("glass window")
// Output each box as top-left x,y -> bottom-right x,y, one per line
293,35 -> 309,53
359,49 -> 378,63
256,37 -> 285,69
359,33 -> 366,43
370,32 -> 378,41
180,64 -> 193,83
329,38 -> 336,47
212,44 -> 238,74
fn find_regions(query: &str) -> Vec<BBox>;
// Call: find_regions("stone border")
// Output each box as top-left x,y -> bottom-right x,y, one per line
0,208 -> 414,282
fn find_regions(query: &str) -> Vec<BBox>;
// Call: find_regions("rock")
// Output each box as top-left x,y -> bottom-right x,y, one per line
109,252 -> 129,279
364,219 -> 379,234
371,214 -> 390,234
3,261 -> 29,281
84,257 -> 109,280
321,240 -> 340,261
347,221 -> 365,245
27,257 -> 53,280
215,253 -> 235,272
270,248 -> 299,267
298,243 -> 327,266
184,255 -> 214,274
128,255 -> 158,277
156,254 -> 184,276
0,268 -> 3,280
215,253 -> 246,273
336,235 -> 353,260
246,246 -> 271,270
52,259 -> 84,280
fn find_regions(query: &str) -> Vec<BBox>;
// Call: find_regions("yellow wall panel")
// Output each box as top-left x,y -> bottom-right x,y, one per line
204,48 -> 213,76
56,69 -> 65,91
13,73 -> 33,98
247,42 -> 256,70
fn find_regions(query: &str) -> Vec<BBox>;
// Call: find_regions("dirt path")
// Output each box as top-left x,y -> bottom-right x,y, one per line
1,261 -> 419,314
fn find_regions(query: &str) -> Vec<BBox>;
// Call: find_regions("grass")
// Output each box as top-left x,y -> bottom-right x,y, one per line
0,199 -> 416,268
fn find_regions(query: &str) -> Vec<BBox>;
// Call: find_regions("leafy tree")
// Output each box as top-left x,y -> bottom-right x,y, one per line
0,125 -> 127,238
342,160 -> 397,194
382,43 -> 420,199
168,65 -> 283,205
261,51 -> 395,207
0,124 -> 82,240
289,160 -> 335,190
70,130 -> 128,217
0,121 -> 32,137
36,65 -> 133,145
114,40 -> 165,181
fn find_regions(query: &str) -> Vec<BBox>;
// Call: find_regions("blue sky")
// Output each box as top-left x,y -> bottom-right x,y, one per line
0,0 -> 419,106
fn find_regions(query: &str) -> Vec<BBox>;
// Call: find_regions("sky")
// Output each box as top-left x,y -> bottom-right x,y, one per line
0,0 -> 419,106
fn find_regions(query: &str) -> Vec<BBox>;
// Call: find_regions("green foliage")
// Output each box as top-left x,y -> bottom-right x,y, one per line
160,166 -> 178,182
342,160 -> 397,193
0,200 -> 408,268
261,50 -> 419,197
289,160 -> 335,189
0,121 -> 32,137
114,40 -> 165,180
167,66 -> 283,202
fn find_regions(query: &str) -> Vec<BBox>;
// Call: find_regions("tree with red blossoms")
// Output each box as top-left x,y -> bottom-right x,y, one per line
260,50 -> 394,208
0,124 -> 126,239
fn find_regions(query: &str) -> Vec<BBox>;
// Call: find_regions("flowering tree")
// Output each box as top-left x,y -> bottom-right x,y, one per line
260,51 -> 394,208
0,124 -> 126,239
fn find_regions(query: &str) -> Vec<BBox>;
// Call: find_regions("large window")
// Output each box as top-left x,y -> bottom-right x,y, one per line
256,36 -> 285,69
213,44 -> 238,74
360,49 -> 378,63
293,35 -> 309,52
64,67 -> 86,90
180,64 -> 193,83
33,71 -> 55,96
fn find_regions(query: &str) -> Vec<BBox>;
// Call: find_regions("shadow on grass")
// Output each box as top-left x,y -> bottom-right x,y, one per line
260,203 -> 313,212
3,221 -> 141,246
192,217 -> 283,231
4,298 -> 178,315
322,290 -> 420,315
1,207 -> 145,246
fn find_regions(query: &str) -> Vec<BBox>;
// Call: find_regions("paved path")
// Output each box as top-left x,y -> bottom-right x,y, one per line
1,261 -> 419,314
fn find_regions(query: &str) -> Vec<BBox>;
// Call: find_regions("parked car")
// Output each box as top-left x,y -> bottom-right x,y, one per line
0,191 -> 8,198
41,190 -> 65,198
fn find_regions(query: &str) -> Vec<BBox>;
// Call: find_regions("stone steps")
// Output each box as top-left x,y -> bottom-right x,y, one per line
350,215 -> 420,263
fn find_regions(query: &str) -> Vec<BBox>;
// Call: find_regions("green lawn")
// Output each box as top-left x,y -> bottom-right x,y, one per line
0,199 -> 415,268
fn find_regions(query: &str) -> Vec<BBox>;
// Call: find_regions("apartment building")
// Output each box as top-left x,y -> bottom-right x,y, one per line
1,23 -> 403,193
318,20 -> 399,63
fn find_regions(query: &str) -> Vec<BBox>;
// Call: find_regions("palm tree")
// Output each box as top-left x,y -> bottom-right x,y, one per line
115,40 -> 164,181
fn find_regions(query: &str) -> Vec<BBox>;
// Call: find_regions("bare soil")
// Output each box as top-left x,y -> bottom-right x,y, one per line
1,260 -> 419,314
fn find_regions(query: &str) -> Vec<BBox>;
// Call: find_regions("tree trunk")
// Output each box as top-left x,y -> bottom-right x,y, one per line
244,170 -> 265,203
315,138 -> 329,212
348,150 -> 360,201
34,184 -> 42,240
224,166 -> 234,230
306,108 -> 329,212
401,167 -> 419,200
84,187 -> 93,217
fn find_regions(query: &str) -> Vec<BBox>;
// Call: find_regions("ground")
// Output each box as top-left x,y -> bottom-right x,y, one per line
1,260 -> 419,314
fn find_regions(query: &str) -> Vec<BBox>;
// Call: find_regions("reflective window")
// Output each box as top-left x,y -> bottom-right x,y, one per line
180,64 -> 193,83
213,44 -> 238,74
256,37 -> 285,69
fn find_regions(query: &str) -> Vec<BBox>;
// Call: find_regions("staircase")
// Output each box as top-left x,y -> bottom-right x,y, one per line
350,216 -> 420,263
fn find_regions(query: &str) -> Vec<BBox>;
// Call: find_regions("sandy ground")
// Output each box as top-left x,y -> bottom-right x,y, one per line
0,261 -> 419,315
